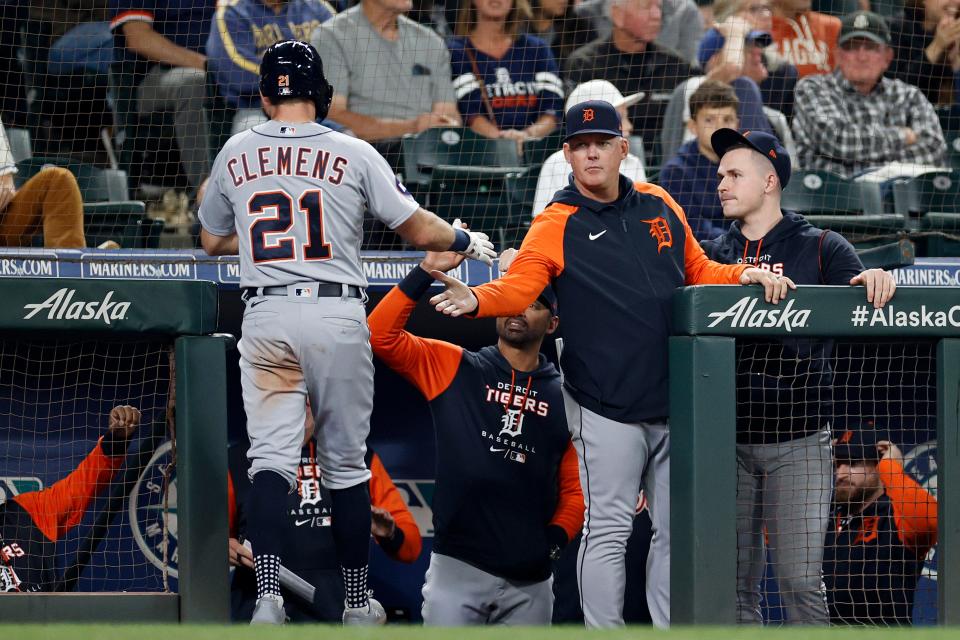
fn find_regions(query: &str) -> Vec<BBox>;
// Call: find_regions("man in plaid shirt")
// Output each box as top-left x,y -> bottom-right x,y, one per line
792,11 -> 946,178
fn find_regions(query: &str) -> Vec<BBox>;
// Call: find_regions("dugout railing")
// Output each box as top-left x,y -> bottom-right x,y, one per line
0,278 -> 229,623
670,286 -> 960,625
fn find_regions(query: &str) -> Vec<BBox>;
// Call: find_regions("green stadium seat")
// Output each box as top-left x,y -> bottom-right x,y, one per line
856,239 -> 916,270
920,212 -> 960,257
891,170 -> 960,215
15,157 -> 129,202
400,127 -> 522,188
82,201 -> 162,249
802,213 -> 908,250
522,131 -> 563,167
782,171 -> 883,215
7,128 -> 32,163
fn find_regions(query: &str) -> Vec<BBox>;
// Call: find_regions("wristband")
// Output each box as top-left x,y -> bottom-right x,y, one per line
398,265 -> 436,300
450,228 -> 471,252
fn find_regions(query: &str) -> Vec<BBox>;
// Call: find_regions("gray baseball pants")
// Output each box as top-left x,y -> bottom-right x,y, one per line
736,428 -> 832,624
562,387 -> 670,629
238,292 -> 373,491
421,553 -> 554,625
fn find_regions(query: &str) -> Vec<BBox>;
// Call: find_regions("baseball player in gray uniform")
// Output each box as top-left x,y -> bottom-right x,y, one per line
199,40 -> 495,626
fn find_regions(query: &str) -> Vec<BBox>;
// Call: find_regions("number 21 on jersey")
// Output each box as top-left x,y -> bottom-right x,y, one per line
248,189 -> 332,263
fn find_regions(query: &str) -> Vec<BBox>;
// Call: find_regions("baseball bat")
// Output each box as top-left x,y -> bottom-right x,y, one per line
241,539 -> 316,602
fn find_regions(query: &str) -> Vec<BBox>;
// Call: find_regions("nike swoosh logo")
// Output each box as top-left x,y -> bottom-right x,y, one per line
250,299 -> 267,307
294,519 -> 312,526
589,230 -> 607,240
490,447 -> 506,453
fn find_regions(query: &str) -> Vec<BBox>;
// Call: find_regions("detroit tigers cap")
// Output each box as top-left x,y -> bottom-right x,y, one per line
838,10 -> 891,47
536,285 -> 558,317
697,27 -> 773,70
564,100 -> 623,142
711,128 -> 792,189
833,427 -> 885,463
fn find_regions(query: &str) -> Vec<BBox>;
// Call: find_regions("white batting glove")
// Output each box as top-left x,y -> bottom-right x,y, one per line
451,219 -> 496,265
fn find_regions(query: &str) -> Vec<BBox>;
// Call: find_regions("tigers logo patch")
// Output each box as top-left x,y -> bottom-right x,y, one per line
641,217 -> 673,254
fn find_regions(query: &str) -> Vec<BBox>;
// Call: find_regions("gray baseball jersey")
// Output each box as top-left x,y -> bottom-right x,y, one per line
199,120 -> 419,288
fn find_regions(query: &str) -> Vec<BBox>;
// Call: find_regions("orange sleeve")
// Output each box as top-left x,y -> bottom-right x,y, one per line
227,471 -> 238,538
368,283 -> 464,402
549,441 -> 585,542
877,458 -> 938,553
369,453 -> 422,563
12,437 -> 124,543
470,204 -> 572,318
633,183 -> 749,284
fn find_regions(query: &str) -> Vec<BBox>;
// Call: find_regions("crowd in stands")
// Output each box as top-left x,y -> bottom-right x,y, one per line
2,0 -> 959,248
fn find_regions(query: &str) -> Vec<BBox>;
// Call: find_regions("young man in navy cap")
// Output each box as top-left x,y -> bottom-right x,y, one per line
367,243 -> 584,626
427,101 -> 790,628
826,428 -> 937,626
702,128 -> 897,624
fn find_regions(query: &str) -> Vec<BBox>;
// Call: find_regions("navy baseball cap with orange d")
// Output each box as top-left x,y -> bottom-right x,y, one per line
711,128 -> 792,189
537,285 -> 558,317
564,100 -> 623,142
833,426 -> 885,464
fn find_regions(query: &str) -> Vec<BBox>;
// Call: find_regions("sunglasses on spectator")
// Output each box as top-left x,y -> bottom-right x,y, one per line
840,39 -> 885,52
744,4 -> 772,14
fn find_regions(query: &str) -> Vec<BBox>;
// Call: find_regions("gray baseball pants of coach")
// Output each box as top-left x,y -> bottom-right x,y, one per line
238,292 -> 373,491
421,553 -> 554,625
562,387 -> 670,629
736,429 -> 832,624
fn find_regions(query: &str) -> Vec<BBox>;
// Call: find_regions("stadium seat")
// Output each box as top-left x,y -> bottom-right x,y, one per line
802,213 -> 908,250
82,201 -> 163,249
7,127 -> 32,162
522,131 -> 563,167
400,127 -> 522,189
856,238 -> 916,269
920,212 -> 960,257
15,157 -> 129,202
891,170 -> 960,215
782,171 -> 883,215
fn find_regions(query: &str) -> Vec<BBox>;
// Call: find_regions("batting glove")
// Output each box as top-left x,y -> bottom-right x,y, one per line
451,219 -> 496,266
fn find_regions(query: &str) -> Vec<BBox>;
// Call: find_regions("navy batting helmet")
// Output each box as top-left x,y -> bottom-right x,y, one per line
259,40 -> 333,121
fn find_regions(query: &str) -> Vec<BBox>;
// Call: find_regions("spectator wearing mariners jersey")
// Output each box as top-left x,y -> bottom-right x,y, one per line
0,406 -> 140,592
448,0 -> 563,146
824,429 -> 938,626
368,245 -> 583,626
227,406 -> 420,622
426,101 -> 790,629
0,118 -> 85,248
207,0 -> 336,110
109,0 -> 214,190
792,11 -> 947,178
702,127 -> 896,624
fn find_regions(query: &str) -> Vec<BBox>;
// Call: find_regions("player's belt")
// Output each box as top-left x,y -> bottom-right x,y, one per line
242,283 -> 363,299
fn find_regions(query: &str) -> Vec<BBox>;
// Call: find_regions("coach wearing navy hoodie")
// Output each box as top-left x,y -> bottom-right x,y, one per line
702,128 -> 897,625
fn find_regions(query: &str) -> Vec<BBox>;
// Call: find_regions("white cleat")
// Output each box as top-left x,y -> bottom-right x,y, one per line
251,593 -> 286,625
342,596 -> 387,625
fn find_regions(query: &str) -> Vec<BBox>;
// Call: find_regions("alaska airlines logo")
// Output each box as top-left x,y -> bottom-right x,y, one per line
641,217 -> 673,254
707,296 -> 811,332
23,288 -> 131,324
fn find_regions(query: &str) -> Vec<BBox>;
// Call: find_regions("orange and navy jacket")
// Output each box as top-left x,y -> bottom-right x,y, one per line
471,174 -> 749,422
824,459 -> 938,625
368,268 -> 584,582
228,446 -> 421,622
0,435 -> 127,592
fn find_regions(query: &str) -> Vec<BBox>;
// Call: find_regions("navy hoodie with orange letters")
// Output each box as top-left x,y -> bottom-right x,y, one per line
701,210 -> 865,443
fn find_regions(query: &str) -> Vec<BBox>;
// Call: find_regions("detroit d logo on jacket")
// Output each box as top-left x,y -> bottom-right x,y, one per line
641,216 -> 673,254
